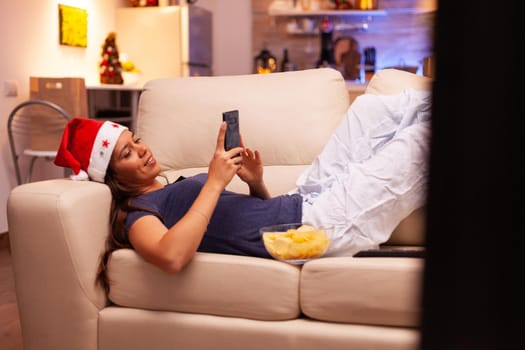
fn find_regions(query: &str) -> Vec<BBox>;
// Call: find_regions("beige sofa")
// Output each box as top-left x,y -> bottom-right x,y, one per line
7,68 -> 431,350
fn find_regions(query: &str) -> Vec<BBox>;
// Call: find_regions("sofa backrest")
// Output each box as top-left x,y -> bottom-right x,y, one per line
136,68 -> 350,179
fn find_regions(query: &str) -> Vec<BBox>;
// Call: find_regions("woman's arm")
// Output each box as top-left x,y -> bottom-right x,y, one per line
248,180 -> 271,200
128,122 -> 243,273
127,181 -> 220,274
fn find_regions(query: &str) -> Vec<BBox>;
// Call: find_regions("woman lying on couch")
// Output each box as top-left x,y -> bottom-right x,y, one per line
53,87 -> 431,292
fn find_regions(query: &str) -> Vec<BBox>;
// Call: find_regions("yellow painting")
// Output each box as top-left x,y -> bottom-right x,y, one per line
59,4 -> 88,48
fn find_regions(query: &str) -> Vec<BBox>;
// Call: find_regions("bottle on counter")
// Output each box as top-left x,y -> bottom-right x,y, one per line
315,18 -> 335,68
363,47 -> 376,82
281,48 -> 297,71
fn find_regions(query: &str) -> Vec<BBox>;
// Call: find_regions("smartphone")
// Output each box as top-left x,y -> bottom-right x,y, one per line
222,110 -> 241,151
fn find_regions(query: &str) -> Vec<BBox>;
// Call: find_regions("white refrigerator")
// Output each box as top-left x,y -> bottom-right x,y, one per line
115,5 -> 213,83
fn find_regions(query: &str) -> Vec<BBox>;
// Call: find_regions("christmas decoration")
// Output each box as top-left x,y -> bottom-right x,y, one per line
54,118 -> 128,182
99,32 -> 124,84
128,0 -> 158,6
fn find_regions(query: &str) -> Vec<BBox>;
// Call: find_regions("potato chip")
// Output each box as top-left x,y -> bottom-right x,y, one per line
262,225 -> 330,261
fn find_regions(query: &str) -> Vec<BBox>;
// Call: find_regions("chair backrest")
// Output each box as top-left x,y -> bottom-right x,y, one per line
7,100 -> 72,185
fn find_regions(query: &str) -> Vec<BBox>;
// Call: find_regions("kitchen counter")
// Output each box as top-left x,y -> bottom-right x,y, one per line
346,80 -> 368,104
346,80 -> 367,91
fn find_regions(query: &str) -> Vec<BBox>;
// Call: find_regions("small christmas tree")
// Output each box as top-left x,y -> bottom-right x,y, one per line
99,32 -> 124,84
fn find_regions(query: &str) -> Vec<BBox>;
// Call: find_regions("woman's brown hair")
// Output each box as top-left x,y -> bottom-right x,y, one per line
96,165 -> 158,294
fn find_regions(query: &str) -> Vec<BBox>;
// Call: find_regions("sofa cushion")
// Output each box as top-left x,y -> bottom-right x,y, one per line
300,256 -> 424,327
107,249 -> 301,321
137,68 -> 350,174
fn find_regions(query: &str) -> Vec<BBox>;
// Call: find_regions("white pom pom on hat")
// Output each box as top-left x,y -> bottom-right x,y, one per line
54,117 -> 128,183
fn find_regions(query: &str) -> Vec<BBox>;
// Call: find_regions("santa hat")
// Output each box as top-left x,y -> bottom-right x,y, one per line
54,117 -> 128,183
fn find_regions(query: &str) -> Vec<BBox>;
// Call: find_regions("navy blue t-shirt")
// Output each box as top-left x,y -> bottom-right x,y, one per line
125,173 -> 303,258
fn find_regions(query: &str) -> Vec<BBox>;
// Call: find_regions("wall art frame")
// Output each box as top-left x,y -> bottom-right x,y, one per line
58,4 -> 88,48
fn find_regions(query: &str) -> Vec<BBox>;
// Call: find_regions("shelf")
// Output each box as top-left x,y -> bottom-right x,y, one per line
386,8 -> 437,14
286,28 -> 320,36
268,9 -> 387,17
285,22 -> 369,36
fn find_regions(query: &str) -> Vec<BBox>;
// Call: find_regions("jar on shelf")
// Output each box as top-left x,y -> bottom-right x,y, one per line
254,47 -> 277,74
354,0 -> 378,10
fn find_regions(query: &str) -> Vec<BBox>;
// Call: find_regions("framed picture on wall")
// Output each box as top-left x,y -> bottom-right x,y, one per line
58,4 -> 88,48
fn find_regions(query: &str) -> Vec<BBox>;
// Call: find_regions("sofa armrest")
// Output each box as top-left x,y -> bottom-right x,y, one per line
366,69 -> 432,246
7,179 -> 111,350
366,68 -> 432,95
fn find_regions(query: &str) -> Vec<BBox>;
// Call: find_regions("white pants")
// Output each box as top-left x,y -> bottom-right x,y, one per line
292,88 -> 432,256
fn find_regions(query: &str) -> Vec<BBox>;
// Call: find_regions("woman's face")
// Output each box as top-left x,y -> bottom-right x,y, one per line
109,130 -> 161,187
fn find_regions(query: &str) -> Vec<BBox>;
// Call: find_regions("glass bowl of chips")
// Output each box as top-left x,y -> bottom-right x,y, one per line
259,223 -> 330,265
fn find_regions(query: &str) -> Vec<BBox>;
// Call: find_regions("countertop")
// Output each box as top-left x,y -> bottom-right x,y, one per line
345,80 -> 368,92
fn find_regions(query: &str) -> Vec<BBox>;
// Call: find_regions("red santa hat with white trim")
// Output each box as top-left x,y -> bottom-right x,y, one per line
54,117 -> 128,183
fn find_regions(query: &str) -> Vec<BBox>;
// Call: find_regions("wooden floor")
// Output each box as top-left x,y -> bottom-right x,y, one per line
0,234 -> 23,350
